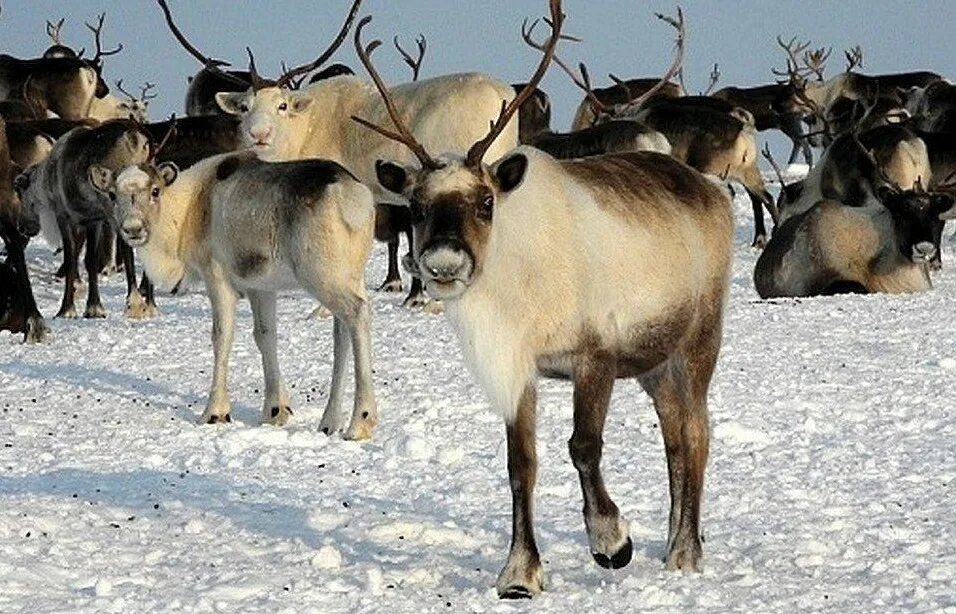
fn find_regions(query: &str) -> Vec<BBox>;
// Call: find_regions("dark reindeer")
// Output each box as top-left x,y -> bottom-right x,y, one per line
15,120 -> 151,319
0,118 -> 47,342
353,1 -> 732,598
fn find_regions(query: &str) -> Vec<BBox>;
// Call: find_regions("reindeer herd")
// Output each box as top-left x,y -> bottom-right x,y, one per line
1,0 -> 955,600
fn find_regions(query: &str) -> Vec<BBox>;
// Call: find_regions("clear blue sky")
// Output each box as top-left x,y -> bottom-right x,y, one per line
2,1 -> 954,159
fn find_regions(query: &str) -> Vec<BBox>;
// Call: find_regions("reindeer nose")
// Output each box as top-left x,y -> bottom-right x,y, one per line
250,125 -> 272,141
122,220 -> 146,242
913,241 -> 937,261
420,242 -> 471,282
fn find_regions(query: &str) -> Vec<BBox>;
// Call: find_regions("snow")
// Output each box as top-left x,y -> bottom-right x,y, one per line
2,181 -> 956,612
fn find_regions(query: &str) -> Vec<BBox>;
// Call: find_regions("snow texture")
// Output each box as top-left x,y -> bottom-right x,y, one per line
1,176 -> 955,613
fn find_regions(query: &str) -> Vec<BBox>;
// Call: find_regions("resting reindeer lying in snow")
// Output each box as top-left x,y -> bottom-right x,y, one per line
354,2 -> 733,597
91,151 -> 379,439
754,183 -> 955,298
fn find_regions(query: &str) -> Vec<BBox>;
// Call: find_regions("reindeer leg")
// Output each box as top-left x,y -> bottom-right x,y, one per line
639,337 -> 716,573
570,356 -> 631,569
497,383 -> 543,599
200,267 -> 238,424
318,315 -> 350,436
121,240 -> 149,319
343,298 -> 378,441
248,290 -> 292,426
140,273 -> 159,317
83,223 -> 107,318
8,238 -> 48,343
378,239 -> 403,292
746,189 -> 768,249
54,217 -> 79,318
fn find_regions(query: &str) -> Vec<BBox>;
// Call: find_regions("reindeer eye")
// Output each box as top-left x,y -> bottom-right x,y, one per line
151,187 -> 160,198
278,102 -> 288,112
239,104 -> 249,113
108,192 -> 116,202
477,194 -> 494,221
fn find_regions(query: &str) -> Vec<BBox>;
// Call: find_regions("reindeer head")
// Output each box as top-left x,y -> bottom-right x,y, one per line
92,161 -> 179,247
157,0 -> 362,159
877,181 -> 955,265
355,2 -> 562,300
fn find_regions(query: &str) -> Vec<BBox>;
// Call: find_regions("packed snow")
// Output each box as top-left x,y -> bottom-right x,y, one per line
1,181 -> 955,613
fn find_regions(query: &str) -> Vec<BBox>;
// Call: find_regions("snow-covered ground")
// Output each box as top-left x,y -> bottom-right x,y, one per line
2,182 -> 955,613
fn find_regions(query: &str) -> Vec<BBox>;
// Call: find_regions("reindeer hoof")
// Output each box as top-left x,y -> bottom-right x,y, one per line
204,413 -> 232,425
593,536 -> 633,569
499,586 -> 535,600
25,316 -> 49,343
55,306 -> 78,319
403,295 -> 428,309
84,304 -> 107,319
343,416 -> 377,441
665,539 -> 702,572
264,405 -> 293,427
378,278 -> 403,293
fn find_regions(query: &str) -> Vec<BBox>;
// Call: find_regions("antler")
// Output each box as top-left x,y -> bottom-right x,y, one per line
149,114 -> 178,162
844,45 -> 864,72
614,7 -> 685,115
351,15 -> 442,170
115,79 -> 136,102
155,0 -> 250,87
802,46 -> 831,81
140,81 -> 158,103
84,13 -> 123,65
771,35 -> 812,78
280,61 -> 309,89
46,18 -> 64,45
760,142 -> 787,187
703,63 -> 720,95
245,47 -> 275,90
275,0 -> 363,89
522,18 -> 598,112
466,0 -> 564,167
855,134 -> 901,193
394,34 -> 427,82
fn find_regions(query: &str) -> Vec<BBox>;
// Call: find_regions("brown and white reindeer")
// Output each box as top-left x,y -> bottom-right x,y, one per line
91,149 -> 379,438
353,1 -> 733,598
157,0 -> 520,308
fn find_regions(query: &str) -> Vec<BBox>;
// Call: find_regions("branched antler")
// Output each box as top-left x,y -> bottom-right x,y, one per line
521,16 -> 596,110
844,45 -> 864,72
802,46 -> 831,81
771,35 -> 812,78
394,34 -> 427,81
613,7 -> 685,115
149,114 -> 178,161
155,0 -> 249,87
46,18 -> 65,45
84,12 -> 123,65
350,15 -> 442,170
275,0 -> 363,88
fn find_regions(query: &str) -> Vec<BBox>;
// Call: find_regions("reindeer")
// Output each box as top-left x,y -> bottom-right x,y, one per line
904,80 -> 956,133
529,119 -> 671,158
0,13 -> 121,119
0,118 -> 47,342
570,76 -> 683,130
92,150 -> 379,438
15,120 -> 151,319
754,184 -> 955,298
87,79 -> 156,123
353,1 -> 732,597
160,0 -> 520,308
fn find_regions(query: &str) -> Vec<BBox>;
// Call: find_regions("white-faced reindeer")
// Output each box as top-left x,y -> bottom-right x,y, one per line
92,150 -> 379,439
158,0 -> 519,307
354,2 -> 733,598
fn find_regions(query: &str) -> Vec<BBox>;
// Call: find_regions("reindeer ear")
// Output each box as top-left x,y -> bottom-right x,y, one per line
157,162 -> 179,186
88,164 -> 114,193
493,153 -> 528,193
290,93 -> 313,114
932,193 -> 956,219
375,160 -> 409,196
215,92 -> 245,115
